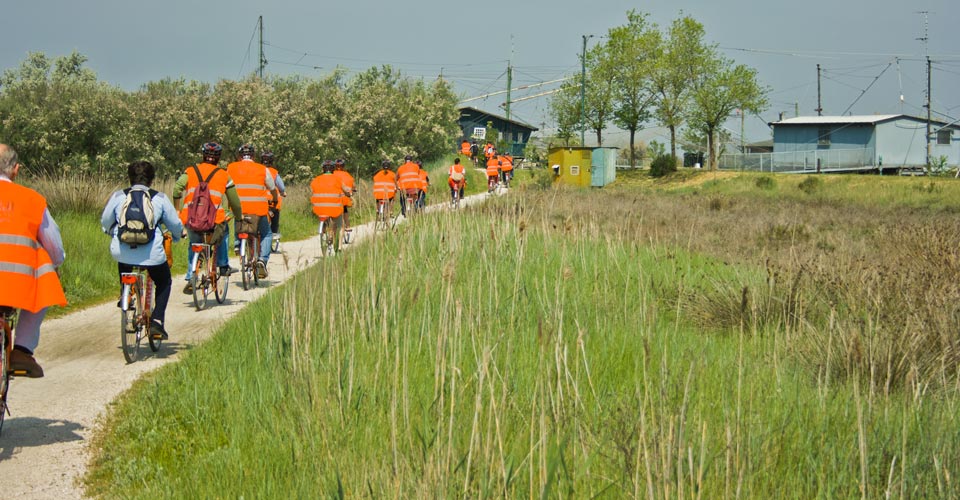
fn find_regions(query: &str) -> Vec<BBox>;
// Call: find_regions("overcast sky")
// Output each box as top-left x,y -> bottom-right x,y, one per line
3,0 -> 958,146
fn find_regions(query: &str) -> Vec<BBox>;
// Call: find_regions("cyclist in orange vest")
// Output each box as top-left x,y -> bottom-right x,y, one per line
310,160 -> 348,253
173,142 -> 244,293
396,155 -> 421,217
416,160 -> 429,210
486,155 -> 501,193
227,144 -> 277,279
102,161 -> 183,341
448,157 -> 467,201
372,160 -> 398,217
332,159 -> 355,238
484,142 -> 495,160
460,139 -> 471,157
499,153 -> 514,186
261,150 -> 287,248
0,144 -> 67,377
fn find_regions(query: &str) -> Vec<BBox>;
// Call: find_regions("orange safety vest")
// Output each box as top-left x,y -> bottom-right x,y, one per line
0,182 -> 67,313
310,173 -> 345,218
499,155 -> 514,172
267,167 -> 283,210
448,163 -> 467,187
180,162 -> 230,225
333,170 -> 355,207
417,169 -> 429,191
460,141 -> 470,155
484,143 -> 494,159
486,157 -> 500,177
227,160 -> 271,216
396,161 -> 421,191
372,170 -> 397,200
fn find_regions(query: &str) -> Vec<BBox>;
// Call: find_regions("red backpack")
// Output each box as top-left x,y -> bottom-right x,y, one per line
185,165 -> 219,232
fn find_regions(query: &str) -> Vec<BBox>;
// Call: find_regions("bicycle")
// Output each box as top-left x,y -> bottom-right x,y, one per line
237,216 -> 262,291
374,199 -> 395,232
317,216 -> 339,257
189,232 -> 229,310
487,175 -> 499,194
120,267 -> 161,363
501,170 -> 512,189
0,306 -> 27,435
450,181 -> 464,209
404,188 -> 420,218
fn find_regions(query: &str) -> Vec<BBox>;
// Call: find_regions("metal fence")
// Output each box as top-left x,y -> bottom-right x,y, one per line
719,147 -> 876,173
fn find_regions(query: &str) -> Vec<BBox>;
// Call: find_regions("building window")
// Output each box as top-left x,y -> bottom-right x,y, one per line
818,127 -> 831,146
937,129 -> 952,145
473,127 -> 486,140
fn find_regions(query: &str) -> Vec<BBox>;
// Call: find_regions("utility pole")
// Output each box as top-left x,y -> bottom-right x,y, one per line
506,38 -> 513,121
815,64 -> 823,116
580,34 -> 593,146
795,102 -> 799,118
917,11 -> 931,166
258,16 -> 267,79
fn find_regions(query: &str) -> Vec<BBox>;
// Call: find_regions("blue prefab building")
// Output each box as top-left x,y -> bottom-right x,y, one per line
770,114 -> 960,173
457,106 -> 538,157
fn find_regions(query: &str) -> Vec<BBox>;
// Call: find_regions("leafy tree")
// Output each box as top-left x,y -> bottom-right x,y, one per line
583,44 -> 616,146
688,53 -> 767,170
548,82 -> 581,147
652,14 -> 709,160
602,10 -> 660,168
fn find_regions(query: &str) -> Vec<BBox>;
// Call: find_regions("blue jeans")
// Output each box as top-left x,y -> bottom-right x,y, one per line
185,224 -> 229,280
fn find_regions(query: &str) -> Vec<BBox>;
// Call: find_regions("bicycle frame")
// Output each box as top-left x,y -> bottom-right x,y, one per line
0,307 -> 18,434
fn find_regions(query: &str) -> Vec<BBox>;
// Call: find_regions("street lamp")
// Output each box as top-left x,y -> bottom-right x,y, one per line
580,34 -> 593,146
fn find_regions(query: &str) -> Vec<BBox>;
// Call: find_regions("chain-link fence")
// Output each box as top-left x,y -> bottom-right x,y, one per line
719,147 -> 876,173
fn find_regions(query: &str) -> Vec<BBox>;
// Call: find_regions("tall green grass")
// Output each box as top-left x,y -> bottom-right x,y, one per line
87,189 -> 960,498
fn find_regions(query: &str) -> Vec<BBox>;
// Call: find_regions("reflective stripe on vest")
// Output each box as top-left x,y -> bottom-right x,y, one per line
0,234 -> 41,249
0,261 -> 56,279
311,193 -> 341,207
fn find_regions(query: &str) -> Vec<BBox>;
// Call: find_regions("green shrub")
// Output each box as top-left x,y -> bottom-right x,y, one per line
755,176 -> 776,190
797,176 -> 822,195
649,154 -> 678,178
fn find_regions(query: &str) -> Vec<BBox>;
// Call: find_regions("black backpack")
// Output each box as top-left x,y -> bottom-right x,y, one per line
117,187 -> 158,248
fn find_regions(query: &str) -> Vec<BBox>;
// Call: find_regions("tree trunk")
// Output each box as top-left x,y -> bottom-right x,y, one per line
629,128 -> 637,168
595,128 -> 603,147
707,128 -> 717,170
669,125 -> 677,160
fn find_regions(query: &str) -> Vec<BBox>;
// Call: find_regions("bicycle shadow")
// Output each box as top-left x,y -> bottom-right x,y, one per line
0,417 -> 85,461
114,340 -> 191,361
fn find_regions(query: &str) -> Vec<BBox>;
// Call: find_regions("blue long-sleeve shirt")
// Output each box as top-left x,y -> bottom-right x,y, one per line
101,185 -> 183,266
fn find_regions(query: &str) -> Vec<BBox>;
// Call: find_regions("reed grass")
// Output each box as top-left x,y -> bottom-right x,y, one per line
87,176 -> 960,498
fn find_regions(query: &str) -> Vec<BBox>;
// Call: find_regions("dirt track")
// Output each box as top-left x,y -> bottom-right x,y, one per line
0,189 -> 490,499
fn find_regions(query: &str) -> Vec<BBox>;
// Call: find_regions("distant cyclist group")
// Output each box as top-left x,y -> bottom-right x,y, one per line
0,138 -> 511,379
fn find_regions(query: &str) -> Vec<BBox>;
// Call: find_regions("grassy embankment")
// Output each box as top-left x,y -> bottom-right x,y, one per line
87,170 -> 960,497
25,156 -> 484,315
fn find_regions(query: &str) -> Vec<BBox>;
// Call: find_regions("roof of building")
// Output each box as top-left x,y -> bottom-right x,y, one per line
772,114 -> 960,129
458,106 -> 539,131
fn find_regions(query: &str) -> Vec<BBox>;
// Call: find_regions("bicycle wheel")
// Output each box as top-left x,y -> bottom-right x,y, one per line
250,238 -> 260,286
192,250 -> 208,311
215,255 -> 229,304
0,323 -> 10,435
120,283 -> 140,363
240,238 -> 253,290
318,220 -> 328,257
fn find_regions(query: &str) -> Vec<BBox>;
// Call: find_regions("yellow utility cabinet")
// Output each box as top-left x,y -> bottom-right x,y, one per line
548,146 -> 617,187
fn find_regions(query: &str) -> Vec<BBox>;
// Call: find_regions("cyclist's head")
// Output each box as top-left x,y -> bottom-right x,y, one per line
381,159 -> 392,170
404,154 -> 413,162
200,142 -> 222,163
237,143 -> 256,160
321,160 -> 335,173
128,160 -> 155,187
260,150 -> 275,166
415,160 -> 422,167
454,158 -> 460,164
335,158 -> 345,170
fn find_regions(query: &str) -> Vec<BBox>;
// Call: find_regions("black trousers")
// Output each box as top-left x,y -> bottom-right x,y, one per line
118,262 -> 172,325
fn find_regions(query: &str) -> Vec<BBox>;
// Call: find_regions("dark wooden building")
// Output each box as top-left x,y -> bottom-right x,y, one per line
457,106 -> 538,157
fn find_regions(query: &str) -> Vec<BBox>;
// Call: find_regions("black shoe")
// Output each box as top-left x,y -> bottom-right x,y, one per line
255,260 -> 268,279
219,266 -> 236,276
150,322 -> 169,341
182,281 -> 194,294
